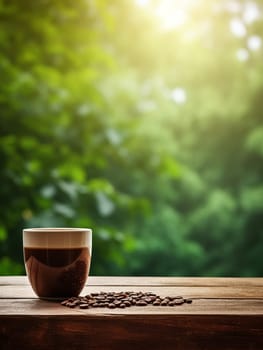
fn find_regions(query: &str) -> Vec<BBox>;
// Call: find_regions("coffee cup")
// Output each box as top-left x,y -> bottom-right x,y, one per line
23,227 -> 92,300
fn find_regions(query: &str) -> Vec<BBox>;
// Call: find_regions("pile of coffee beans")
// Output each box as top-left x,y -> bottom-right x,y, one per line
61,291 -> 192,309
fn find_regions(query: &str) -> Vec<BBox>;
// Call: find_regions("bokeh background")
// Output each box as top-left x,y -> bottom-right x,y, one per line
0,0 -> 262,276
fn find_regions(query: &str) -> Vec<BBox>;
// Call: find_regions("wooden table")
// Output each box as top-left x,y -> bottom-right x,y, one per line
0,276 -> 263,349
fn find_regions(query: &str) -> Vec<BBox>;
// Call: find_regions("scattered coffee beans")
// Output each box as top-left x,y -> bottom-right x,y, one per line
61,291 -> 193,309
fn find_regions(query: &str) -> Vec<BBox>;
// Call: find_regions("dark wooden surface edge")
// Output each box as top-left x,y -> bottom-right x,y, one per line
1,314 -> 263,350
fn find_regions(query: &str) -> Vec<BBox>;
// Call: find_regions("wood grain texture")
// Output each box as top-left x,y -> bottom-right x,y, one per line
1,275 -> 263,286
1,276 -> 263,350
1,285 -> 263,299
1,276 -> 263,299
1,315 -> 263,350
0,298 -> 263,315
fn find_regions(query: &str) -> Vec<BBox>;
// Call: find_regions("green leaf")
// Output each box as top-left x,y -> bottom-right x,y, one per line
0,226 -> 7,241
246,127 -> 263,156
241,186 -> 263,212
161,157 -> 181,178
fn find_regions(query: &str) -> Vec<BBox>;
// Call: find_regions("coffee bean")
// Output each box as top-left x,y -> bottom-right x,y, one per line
106,296 -> 115,302
67,302 -> 77,308
145,292 -> 156,296
143,297 -> 152,304
108,303 -> 116,308
136,300 -> 148,306
61,291 -> 193,309
121,298 -> 129,302
185,298 -> 193,304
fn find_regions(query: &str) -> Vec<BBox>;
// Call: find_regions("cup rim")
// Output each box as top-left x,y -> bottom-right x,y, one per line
23,227 -> 92,233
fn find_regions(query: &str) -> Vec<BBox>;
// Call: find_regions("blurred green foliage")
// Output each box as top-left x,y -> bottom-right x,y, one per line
0,0 -> 262,276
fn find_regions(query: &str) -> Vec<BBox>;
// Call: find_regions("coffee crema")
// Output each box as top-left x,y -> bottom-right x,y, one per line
23,228 -> 92,300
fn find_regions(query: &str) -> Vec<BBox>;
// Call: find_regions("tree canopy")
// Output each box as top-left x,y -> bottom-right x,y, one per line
0,0 -> 263,276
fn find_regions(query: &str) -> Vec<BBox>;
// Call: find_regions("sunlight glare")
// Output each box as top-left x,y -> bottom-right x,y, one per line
225,1 -> 242,14
247,35 -> 262,51
135,0 -> 150,7
230,18 -> 247,37
155,1 -> 188,30
171,88 -> 187,104
243,2 -> 261,24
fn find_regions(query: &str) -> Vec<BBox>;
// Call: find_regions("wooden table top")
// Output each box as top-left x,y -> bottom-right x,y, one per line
1,276 -> 263,349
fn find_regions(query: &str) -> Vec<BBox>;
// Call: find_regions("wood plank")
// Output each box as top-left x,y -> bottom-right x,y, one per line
1,314 -> 262,350
1,276 -> 263,287
0,298 -> 262,315
89,276 -> 263,288
1,284 -> 263,299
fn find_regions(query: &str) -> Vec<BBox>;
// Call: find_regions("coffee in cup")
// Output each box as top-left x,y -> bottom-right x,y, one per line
23,227 -> 92,300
